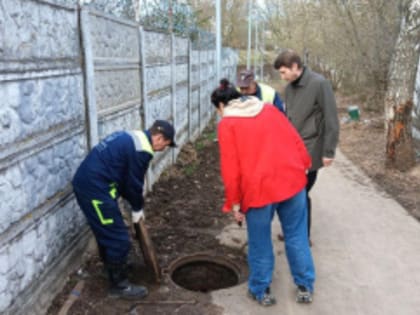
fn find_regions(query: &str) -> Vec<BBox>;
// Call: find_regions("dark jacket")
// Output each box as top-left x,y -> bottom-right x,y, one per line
285,67 -> 339,170
72,130 -> 154,210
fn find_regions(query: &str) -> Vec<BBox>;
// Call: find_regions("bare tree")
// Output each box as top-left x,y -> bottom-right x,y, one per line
384,0 -> 420,171
221,0 -> 248,48
263,0 -> 404,107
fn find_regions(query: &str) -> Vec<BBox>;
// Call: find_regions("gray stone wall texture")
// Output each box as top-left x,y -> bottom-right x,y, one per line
0,1 -> 238,314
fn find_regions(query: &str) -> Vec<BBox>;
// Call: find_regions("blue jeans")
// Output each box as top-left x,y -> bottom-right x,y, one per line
246,189 -> 315,300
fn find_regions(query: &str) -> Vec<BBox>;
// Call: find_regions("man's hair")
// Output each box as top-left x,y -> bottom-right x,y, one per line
149,125 -> 165,137
211,78 -> 242,108
148,120 -> 177,147
273,49 -> 303,70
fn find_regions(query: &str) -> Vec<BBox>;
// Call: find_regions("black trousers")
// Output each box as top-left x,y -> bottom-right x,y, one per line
306,170 -> 318,238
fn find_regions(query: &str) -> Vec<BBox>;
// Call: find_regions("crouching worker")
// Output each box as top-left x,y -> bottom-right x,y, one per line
72,120 -> 176,299
211,79 -> 315,306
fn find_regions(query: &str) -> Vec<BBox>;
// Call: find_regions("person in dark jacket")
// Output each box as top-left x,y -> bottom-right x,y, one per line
211,79 -> 315,306
237,69 -> 285,113
72,120 -> 176,299
274,49 -> 339,243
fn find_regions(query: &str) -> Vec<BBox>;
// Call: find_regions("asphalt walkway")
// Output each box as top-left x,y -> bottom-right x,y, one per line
212,150 -> 420,315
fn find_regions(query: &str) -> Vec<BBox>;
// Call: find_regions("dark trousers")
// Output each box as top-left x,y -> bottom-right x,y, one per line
73,187 -> 131,264
306,170 -> 318,238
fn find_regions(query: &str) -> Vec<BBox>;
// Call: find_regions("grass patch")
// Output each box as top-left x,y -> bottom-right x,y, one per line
183,163 -> 197,177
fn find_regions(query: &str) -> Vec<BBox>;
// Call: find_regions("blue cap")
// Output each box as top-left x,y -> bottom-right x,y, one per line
152,120 -> 177,147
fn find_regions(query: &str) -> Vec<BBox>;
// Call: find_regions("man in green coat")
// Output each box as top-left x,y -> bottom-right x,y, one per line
274,49 -> 339,243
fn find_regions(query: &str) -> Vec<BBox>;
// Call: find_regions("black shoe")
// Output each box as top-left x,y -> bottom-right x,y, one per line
296,285 -> 313,303
106,262 -> 148,300
247,288 -> 276,306
109,279 -> 148,300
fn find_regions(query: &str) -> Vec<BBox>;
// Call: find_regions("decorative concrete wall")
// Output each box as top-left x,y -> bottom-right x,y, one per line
0,1 -> 89,314
0,2 -> 238,314
81,8 -> 142,144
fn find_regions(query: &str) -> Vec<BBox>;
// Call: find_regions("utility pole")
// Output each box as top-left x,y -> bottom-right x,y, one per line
216,0 -> 221,80
254,17 -> 258,76
247,0 -> 252,70
261,21 -> 265,80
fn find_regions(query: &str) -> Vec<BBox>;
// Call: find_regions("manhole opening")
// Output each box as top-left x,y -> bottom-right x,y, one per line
170,259 -> 240,293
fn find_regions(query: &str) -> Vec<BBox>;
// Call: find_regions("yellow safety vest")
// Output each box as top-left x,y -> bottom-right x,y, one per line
236,82 -> 276,103
258,83 -> 276,104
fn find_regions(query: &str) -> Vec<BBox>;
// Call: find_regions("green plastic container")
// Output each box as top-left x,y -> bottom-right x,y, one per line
347,105 -> 360,121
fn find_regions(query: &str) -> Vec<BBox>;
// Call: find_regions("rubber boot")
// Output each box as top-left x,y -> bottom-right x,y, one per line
106,263 -> 148,300
97,245 -> 108,278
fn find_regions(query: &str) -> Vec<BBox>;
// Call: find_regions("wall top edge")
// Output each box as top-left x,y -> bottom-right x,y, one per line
33,0 -> 78,11
0,67 -> 82,83
82,6 -> 138,28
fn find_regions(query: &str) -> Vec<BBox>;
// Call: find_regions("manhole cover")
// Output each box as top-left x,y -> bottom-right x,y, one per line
168,254 -> 242,293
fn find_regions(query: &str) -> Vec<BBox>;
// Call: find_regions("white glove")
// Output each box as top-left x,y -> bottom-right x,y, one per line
132,209 -> 145,223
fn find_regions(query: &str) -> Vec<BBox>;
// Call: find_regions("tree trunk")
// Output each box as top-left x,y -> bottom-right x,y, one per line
385,0 -> 420,171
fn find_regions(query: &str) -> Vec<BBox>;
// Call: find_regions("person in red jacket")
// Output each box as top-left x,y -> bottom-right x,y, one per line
211,79 -> 315,306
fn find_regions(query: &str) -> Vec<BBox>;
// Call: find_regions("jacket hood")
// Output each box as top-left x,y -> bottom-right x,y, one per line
223,96 -> 264,118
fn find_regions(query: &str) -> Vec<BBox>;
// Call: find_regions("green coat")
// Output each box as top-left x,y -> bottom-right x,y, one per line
285,67 -> 339,171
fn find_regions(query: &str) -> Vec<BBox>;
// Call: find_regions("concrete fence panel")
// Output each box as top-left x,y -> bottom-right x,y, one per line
0,1 -> 89,314
81,8 -> 142,142
0,2 -> 238,313
141,30 -> 173,189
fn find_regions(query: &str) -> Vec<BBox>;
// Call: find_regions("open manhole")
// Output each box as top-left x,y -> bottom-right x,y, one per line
168,254 -> 243,293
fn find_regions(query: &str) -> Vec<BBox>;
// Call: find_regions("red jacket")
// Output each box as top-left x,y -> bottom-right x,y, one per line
218,97 -> 311,213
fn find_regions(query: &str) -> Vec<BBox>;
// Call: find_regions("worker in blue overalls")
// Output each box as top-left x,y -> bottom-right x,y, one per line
72,120 -> 176,299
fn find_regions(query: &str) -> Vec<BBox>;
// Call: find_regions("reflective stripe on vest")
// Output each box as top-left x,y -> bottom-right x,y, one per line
259,83 -> 276,104
128,130 -> 154,156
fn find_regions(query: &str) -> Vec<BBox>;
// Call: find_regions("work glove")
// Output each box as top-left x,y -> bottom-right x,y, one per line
132,209 -> 145,223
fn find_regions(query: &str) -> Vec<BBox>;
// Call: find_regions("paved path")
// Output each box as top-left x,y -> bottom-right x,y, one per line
212,150 -> 420,315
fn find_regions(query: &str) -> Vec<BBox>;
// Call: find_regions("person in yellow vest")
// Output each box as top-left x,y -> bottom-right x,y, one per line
72,120 -> 176,299
237,69 -> 284,113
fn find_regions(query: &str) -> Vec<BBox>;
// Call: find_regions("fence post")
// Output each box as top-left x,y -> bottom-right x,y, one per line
198,34 -> 202,134
80,8 -> 98,148
139,26 -> 153,192
171,32 -> 177,163
188,38 -> 192,141
139,26 -> 146,130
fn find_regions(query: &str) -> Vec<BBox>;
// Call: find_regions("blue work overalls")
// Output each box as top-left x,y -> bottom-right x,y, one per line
72,130 -> 153,264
